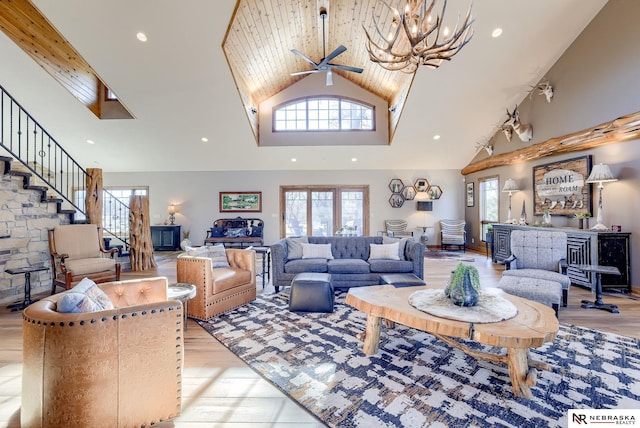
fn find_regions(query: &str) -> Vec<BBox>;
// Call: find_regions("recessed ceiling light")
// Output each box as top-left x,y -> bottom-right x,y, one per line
291,158 -> 297,162
351,158 -> 358,162
201,137 -> 208,143
86,139 -> 95,145
136,32 -> 147,42
433,135 -> 441,140
492,28 -> 503,38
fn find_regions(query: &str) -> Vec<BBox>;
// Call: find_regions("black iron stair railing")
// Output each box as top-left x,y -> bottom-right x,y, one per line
0,84 -> 130,251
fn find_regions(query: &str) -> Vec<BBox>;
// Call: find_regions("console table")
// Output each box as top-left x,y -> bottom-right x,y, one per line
492,224 -> 631,292
6,265 -> 49,311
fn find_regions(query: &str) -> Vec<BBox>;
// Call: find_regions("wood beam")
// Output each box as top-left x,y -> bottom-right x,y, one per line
461,111 -> 640,176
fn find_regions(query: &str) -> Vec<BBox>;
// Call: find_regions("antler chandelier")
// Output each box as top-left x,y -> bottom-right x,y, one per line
364,0 -> 474,73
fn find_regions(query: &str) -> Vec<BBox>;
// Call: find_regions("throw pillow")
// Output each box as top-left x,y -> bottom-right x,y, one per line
286,236 -> 309,260
382,235 -> 409,260
369,242 -> 401,261
206,244 -> 230,268
225,227 -> 247,238
57,277 -> 114,313
301,243 -> 334,259
210,226 -> 225,237
249,225 -> 263,237
185,245 -> 209,257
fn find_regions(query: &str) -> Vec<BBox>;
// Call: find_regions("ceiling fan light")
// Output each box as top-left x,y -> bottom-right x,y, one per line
326,70 -> 333,86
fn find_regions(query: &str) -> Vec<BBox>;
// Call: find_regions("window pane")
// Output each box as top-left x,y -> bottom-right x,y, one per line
341,190 -> 363,235
285,191 -> 307,236
479,178 -> 499,240
273,97 -> 374,132
311,191 -> 333,236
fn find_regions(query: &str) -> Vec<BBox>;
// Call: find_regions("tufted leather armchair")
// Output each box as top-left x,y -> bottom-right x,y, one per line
21,277 -> 183,428
176,248 -> 256,321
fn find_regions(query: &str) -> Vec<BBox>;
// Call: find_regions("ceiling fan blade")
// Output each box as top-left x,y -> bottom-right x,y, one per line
290,70 -> 320,76
291,49 -> 319,68
318,45 -> 347,67
328,64 -> 364,74
326,70 -> 333,86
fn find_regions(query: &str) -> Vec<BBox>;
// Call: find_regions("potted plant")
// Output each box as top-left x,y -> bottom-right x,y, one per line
444,263 -> 481,307
574,212 -> 591,229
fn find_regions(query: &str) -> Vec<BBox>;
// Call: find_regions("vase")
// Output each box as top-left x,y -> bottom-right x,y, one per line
180,238 -> 192,251
449,270 -> 480,307
578,219 -> 584,229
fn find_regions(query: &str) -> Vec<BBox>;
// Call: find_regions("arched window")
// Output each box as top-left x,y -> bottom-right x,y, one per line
273,96 -> 374,131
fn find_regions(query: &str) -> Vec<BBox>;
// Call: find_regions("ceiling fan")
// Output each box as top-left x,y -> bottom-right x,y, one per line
290,8 -> 363,86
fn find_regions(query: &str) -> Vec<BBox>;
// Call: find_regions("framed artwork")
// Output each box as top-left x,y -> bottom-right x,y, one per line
389,194 -> 404,208
388,179 -> 404,194
401,185 -> 417,200
219,191 -> 262,212
533,155 -> 592,216
414,178 -> 430,193
466,182 -> 474,207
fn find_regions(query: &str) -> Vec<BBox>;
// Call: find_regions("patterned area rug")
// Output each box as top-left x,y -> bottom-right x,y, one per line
198,292 -> 640,428
424,251 -> 476,262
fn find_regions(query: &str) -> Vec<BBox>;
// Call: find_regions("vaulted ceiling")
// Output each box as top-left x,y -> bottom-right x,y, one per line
0,0 -> 608,172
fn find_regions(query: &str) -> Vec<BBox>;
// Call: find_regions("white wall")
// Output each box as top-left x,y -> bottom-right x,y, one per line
104,169 -> 463,246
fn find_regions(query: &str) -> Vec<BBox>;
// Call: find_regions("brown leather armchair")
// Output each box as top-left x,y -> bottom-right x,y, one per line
177,248 -> 256,320
48,224 -> 121,294
21,277 -> 183,428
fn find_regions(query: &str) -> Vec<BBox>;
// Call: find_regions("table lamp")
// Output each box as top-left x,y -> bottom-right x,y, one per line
502,179 -> 520,224
168,204 -> 177,225
586,163 -> 617,230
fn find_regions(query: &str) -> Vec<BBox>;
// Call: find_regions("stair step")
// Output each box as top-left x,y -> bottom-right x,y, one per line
25,185 -> 48,192
7,170 -> 30,177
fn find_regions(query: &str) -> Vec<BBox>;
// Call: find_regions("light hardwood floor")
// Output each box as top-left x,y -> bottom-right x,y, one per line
1,251 -> 638,427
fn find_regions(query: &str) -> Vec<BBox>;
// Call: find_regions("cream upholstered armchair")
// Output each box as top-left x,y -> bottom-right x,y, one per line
48,224 -> 121,294
384,219 -> 413,238
177,247 -> 256,321
440,219 -> 467,252
21,277 -> 183,428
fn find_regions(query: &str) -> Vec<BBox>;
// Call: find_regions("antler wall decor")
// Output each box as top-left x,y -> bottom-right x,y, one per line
529,79 -> 554,103
503,106 -> 533,142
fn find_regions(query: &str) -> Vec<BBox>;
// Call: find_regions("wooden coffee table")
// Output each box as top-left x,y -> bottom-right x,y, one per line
345,284 -> 559,399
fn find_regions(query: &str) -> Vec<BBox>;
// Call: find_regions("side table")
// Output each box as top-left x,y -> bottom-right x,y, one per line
573,264 -> 621,313
168,283 -> 197,330
253,246 -> 271,289
6,265 -> 49,311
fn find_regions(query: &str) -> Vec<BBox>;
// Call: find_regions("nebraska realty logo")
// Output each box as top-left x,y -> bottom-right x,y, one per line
569,409 -> 639,426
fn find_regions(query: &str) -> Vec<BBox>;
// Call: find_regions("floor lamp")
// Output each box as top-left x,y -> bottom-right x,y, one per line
586,163 -> 617,230
502,179 -> 520,224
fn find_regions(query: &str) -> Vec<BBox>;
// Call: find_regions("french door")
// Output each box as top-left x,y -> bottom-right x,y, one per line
280,185 -> 369,238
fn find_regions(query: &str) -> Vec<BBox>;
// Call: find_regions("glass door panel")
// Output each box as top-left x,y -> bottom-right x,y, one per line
341,190 -> 363,235
284,191 -> 307,236
311,191 -> 334,236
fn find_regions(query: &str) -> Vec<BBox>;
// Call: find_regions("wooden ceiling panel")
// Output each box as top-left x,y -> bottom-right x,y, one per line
223,0 -> 415,145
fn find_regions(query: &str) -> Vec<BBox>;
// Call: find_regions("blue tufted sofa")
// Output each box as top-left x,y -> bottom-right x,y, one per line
271,236 -> 424,292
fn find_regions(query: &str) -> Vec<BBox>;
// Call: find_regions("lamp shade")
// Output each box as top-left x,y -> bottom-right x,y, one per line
168,204 -> 177,214
586,163 -> 617,183
502,179 -> 519,192
416,201 -> 433,212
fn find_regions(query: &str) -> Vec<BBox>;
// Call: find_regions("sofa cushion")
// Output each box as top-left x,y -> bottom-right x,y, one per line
65,257 -> 116,276
301,243 -> 334,259
286,236 -> 309,260
368,259 -> 414,273
328,259 -> 370,274
284,259 -> 328,274
57,277 -> 114,313
211,267 -> 253,294
502,268 -> 571,288
369,242 -> 400,260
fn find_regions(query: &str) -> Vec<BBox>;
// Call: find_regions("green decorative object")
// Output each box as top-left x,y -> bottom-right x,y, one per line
444,263 -> 481,307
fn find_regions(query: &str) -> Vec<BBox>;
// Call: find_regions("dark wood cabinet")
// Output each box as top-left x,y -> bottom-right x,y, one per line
151,225 -> 181,251
492,224 -> 631,292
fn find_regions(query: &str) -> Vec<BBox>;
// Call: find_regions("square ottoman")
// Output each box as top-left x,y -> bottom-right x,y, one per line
289,273 -> 334,313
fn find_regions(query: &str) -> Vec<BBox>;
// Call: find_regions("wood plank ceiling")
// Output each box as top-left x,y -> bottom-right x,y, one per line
222,0 -> 416,144
0,0 -> 131,119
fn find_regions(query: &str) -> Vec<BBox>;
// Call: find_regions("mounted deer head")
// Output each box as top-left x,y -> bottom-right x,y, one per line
499,123 -> 513,142
530,79 -> 554,103
475,141 -> 493,156
503,107 -> 533,142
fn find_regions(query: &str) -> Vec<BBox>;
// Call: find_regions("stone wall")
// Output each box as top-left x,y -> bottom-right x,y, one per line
0,173 -> 65,303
